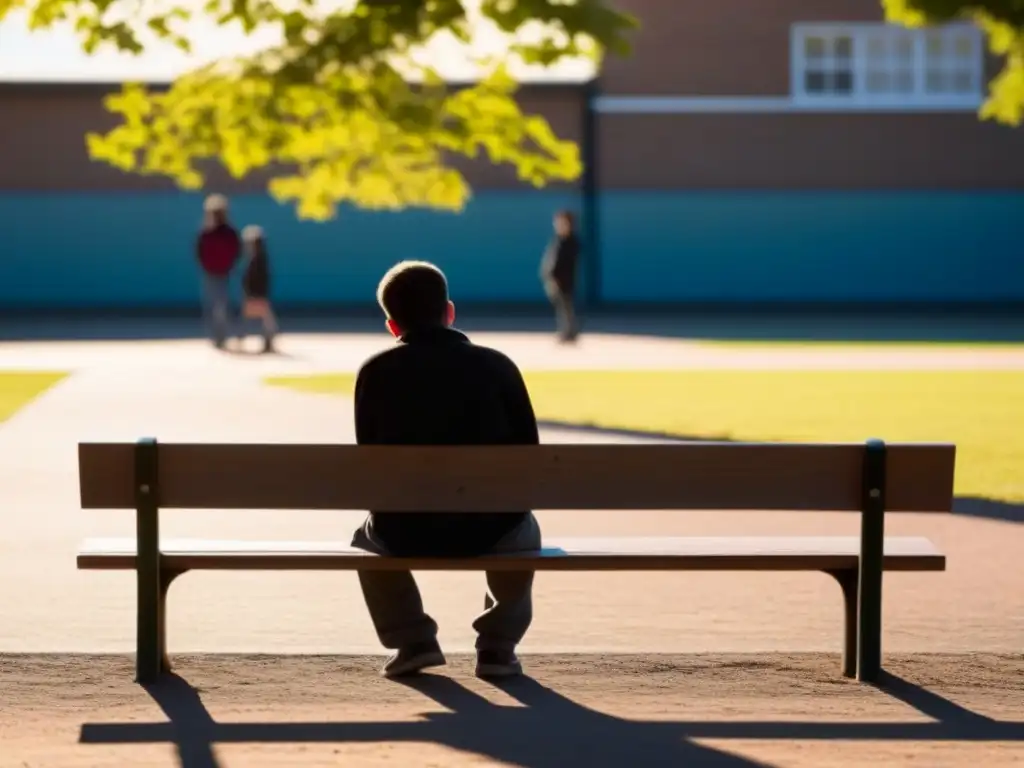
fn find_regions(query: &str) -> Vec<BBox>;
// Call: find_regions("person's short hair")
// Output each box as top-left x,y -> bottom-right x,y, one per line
555,209 -> 575,226
242,225 -> 264,242
204,194 -> 229,213
377,261 -> 449,332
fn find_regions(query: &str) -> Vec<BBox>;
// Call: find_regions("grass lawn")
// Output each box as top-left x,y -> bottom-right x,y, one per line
266,370 -> 1024,503
0,372 -> 67,423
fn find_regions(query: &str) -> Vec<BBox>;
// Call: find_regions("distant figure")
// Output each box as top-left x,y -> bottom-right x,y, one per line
239,225 -> 278,354
540,209 -> 581,343
352,260 -> 542,680
196,194 -> 241,349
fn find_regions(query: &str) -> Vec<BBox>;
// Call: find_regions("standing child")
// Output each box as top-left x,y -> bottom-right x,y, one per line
239,225 -> 278,354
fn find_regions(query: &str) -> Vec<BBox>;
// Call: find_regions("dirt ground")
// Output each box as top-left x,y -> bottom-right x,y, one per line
2,653 -> 1022,768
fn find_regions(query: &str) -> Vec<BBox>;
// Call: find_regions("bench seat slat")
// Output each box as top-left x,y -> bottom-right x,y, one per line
77,536 -> 945,572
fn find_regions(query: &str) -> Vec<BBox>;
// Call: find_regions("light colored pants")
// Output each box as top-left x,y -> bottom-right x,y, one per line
352,513 -> 542,651
201,274 -> 231,345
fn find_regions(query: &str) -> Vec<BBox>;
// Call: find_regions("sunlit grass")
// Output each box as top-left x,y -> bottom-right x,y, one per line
266,369 -> 1024,503
0,372 -> 68,423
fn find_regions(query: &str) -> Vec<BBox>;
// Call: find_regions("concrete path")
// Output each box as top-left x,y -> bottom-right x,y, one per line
0,332 -> 1022,372
0,330 -> 1021,656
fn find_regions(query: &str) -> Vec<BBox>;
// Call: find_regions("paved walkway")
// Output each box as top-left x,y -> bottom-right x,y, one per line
0,331 -> 1021,656
1,332 -> 1023,372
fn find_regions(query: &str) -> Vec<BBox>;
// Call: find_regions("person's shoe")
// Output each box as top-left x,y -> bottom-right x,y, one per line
261,338 -> 275,354
381,641 -> 446,678
475,649 -> 523,679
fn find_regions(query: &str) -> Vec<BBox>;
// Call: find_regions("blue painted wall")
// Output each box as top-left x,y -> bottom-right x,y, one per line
0,191 -> 577,308
1,190 -> 1022,307
599,191 -> 1024,303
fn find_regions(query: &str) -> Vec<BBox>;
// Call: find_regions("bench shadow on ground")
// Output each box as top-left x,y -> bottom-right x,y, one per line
540,421 -> 1024,526
78,671 -> 1024,768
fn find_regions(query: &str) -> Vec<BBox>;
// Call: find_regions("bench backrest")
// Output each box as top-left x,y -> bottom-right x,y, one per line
78,441 -> 956,513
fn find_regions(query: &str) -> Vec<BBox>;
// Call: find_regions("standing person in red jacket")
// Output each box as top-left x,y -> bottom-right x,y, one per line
196,194 -> 241,349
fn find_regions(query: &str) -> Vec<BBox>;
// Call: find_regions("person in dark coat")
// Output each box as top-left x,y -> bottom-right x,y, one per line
239,225 -> 278,354
540,209 -> 581,343
351,260 -> 542,680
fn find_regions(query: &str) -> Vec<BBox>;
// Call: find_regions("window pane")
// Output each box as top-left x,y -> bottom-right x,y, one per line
926,31 -> 944,58
895,34 -> 914,60
867,35 -> 887,59
805,36 -> 826,58
834,36 -> 853,60
894,69 -> 915,93
804,70 -> 827,93
867,70 -> 891,93
925,69 -> 947,92
833,70 -> 854,93
952,33 -> 976,61
951,70 -> 974,93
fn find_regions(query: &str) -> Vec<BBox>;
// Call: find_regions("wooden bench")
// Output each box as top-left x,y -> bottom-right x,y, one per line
77,439 -> 955,685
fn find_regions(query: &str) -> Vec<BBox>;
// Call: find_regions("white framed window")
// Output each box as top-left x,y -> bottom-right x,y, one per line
791,22 -> 984,108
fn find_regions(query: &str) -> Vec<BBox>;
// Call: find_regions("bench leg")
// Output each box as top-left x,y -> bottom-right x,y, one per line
857,438 -> 887,684
136,554 -> 160,684
825,569 -> 858,679
136,568 -> 185,684
134,437 -> 164,685
158,570 -> 186,675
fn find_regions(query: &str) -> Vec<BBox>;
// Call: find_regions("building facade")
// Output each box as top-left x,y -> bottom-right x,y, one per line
593,0 -> 1024,305
1,0 -> 1022,309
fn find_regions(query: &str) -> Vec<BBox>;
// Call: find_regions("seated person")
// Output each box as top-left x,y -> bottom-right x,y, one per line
351,260 -> 542,679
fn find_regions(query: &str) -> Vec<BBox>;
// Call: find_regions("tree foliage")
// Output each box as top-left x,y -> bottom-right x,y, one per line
5,0 -> 1018,222
0,0 -> 636,219
884,0 -> 1024,125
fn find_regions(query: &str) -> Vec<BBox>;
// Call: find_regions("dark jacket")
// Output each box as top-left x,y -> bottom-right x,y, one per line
197,224 -> 241,277
242,244 -> 270,299
354,326 -> 540,556
541,233 -> 580,294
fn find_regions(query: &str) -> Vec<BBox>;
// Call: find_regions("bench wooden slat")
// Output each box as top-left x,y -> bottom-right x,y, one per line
78,442 -> 956,513
77,536 -> 946,572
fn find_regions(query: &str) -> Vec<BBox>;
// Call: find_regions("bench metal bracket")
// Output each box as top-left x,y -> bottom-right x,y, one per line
858,438 -> 887,683
824,568 -> 858,678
